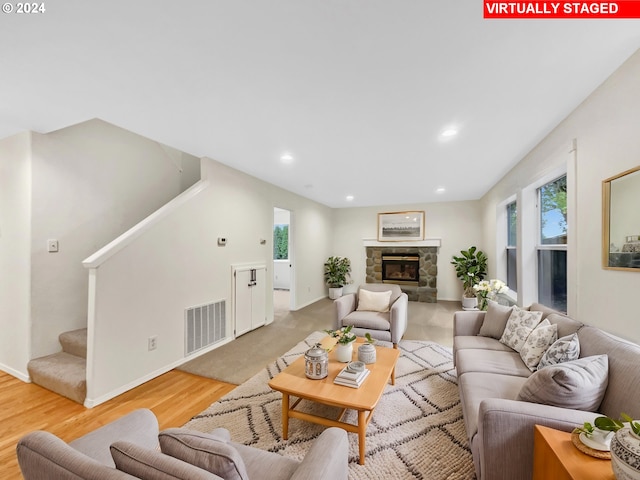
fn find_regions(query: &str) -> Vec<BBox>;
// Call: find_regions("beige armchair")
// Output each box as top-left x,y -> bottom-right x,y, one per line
334,284 -> 408,348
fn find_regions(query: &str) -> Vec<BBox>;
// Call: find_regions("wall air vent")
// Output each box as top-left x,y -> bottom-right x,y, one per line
185,300 -> 226,356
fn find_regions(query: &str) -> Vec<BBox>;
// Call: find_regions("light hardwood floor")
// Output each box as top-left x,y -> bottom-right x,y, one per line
0,370 -> 235,480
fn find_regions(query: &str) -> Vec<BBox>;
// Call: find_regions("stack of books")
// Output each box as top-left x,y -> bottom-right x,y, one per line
333,365 -> 370,388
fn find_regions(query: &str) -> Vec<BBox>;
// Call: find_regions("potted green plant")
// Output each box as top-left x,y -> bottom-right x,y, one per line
324,256 -> 352,299
451,246 -> 488,310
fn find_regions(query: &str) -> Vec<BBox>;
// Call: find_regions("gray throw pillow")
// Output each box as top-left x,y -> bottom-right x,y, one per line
517,354 -> 609,412
537,333 -> 580,369
110,441 -> 220,480
159,428 -> 249,480
478,301 -> 514,339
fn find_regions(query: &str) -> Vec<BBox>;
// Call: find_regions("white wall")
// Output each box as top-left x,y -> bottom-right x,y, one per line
29,119 -> 201,358
85,158 -> 333,405
480,48 -> 640,344
331,201 -> 483,301
0,132 -> 32,380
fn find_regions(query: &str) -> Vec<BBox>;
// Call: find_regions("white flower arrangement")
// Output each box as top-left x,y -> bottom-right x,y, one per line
473,279 -> 508,310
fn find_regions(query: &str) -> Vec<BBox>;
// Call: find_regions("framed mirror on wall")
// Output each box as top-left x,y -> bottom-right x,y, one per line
602,165 -> 640,271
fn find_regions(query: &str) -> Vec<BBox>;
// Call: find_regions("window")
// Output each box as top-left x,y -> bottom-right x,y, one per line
537,175 -> 567,311
506,201 -> 517,292
273,224 -> 289,260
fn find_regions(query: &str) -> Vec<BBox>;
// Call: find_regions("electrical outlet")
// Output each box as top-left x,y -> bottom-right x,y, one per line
47,239 -> 59,252
148,336 -> 158,351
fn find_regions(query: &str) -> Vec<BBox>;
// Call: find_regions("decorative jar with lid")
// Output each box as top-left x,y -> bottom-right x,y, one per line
358,342 -> 377,364
611,427 -> 640,480
304,343 -> 328,380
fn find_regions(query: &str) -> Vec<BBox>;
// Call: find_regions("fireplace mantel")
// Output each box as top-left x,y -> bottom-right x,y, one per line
362,238 -> 441,248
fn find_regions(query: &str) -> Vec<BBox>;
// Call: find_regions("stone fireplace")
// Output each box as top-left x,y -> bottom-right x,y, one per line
365,240 -> 439,302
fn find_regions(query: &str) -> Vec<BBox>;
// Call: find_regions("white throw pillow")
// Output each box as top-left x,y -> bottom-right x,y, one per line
499,306 -> 543,352
357,289 -> 392,312
519,319 -> 558,371
537,333 -> 580,370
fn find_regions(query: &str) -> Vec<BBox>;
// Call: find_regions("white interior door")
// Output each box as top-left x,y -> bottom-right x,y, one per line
234,265 -> 267,337
235,269 -> 253,337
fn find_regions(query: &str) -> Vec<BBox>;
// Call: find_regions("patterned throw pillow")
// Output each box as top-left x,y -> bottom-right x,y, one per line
519,319 -> 558,371
499,306 -> 543,352
537,333 -> 580,370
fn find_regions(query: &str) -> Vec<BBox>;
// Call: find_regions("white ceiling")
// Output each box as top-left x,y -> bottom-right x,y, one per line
1,1 -> 639,208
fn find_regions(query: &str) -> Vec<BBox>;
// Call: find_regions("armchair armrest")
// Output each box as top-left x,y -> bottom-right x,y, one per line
389,293 -> 408,345
453,310 -> 485,337
334,293 -> 356,329
476,398 -> 597,480
290,427 -> 348,480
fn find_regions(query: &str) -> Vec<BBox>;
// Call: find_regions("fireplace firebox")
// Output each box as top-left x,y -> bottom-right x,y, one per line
382,254 -> 420,285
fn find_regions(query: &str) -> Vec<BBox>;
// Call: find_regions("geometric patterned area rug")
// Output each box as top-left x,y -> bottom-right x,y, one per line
184,331 -> 477,480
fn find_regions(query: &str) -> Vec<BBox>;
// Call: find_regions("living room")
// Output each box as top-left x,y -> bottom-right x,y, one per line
2,3 -> 640,479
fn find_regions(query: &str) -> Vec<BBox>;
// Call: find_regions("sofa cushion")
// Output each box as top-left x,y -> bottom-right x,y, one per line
343,310 -> 390,330
519,320 -> 558,371
70,408 -> 160,468
110,441 -> 221,480
578,326 -> 640,419
232,443 -> 300,480
545,313 -> 583,338
456,349 -> 532,377
537,333 -> 580,370
159,429 -> 249,480
458,372 -> 527,440
356,289 -> 392,312
499,307 -> 543,352
529,302 -> 561,319
478,301 -> 513,339
517,355 -> 609,412
454,335 -> 516,354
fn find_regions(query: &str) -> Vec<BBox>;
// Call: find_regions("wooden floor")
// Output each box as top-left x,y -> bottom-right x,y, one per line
0,370 -> 236,479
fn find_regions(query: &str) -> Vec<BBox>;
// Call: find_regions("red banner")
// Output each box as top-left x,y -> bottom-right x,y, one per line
484,1 -> 640,18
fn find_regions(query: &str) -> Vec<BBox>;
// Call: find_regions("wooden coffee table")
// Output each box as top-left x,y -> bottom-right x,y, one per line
268,337 -> 400,465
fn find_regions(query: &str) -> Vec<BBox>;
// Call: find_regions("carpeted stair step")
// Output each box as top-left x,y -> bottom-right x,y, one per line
59,328 -> 87,359
27,352 -> 86,404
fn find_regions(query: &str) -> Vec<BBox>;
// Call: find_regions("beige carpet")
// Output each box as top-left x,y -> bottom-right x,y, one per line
184,331 -> 476,480
178,294 -> 460,385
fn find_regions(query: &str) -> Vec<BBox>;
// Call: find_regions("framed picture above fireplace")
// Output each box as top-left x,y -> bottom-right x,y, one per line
377,211 -> 425,241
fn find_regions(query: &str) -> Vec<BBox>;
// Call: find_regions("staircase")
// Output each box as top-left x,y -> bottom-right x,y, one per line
27,328 -> 87,404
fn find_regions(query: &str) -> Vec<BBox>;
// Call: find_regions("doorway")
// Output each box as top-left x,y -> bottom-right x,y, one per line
273,207 -> 294,313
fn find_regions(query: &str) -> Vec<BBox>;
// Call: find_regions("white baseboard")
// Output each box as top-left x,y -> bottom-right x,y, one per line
0,363 -> 30,383
84,337 -> 235,408
291,295 -> 328,311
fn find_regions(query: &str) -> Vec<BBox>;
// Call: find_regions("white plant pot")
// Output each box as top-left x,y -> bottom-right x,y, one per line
335,343 -> 353,363
461,296 -> 478,311
328,287 -> 343,300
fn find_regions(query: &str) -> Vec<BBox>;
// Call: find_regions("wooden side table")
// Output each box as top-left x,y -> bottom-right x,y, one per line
533,425 -> 615,480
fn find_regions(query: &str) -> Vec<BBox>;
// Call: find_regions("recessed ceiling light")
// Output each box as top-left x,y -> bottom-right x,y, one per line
436,187 -> 446,193
440,128 -> 458,139
280,153 -> 294,163
346,195 -> 354,201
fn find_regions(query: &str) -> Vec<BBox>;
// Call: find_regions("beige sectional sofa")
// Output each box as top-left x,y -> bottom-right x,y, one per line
16,408 -> 349,480
453,302 -> 640,480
